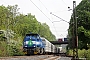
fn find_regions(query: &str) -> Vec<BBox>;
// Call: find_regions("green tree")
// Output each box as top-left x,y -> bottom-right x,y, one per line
39,23 -> 56,41
0,5 -> 8,30
6,5 -> 20,31
68,0 -> 90,49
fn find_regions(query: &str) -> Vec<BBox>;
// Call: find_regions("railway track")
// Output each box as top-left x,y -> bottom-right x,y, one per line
0,55 -> 72,60
0,55 -> 59,60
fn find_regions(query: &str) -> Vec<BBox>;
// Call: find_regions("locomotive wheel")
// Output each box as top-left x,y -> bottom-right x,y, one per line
43,48 -> 45,54
40,48 -> 43,54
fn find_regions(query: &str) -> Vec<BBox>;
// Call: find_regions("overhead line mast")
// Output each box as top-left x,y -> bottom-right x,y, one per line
72,1 -> 78,59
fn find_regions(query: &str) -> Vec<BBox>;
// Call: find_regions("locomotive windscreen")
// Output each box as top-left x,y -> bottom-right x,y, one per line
26,34 -> 39,39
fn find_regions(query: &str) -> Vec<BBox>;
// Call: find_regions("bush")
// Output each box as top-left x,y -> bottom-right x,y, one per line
87,49 -> 90,60
8,37 -> 24,56
78,49 -> 87,58
0,36 -> 24,56
68,49 -> 73,56
68,49 -> 90,59
0,41 -> 7,57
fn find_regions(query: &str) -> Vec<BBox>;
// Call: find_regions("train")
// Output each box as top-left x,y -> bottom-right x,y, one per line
23,33 -> 61,55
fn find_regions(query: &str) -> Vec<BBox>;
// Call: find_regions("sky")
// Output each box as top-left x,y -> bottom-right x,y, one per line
0,0 -> 82,39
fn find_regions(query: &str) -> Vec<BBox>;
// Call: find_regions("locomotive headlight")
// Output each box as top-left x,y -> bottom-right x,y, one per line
24,41 -> 29,45
25,46 -> 27,47
26,41 -> 29,44
34,46 -> 36,47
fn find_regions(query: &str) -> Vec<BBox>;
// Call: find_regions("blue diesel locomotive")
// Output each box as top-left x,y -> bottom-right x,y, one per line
23,33 -> 45,55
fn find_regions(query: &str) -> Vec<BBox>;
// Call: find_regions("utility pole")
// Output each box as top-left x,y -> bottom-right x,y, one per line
72,1 -> 78,59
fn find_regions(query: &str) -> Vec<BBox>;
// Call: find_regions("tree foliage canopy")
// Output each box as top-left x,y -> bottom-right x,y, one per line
68,0 -> 90,49
0,5 -> 56,41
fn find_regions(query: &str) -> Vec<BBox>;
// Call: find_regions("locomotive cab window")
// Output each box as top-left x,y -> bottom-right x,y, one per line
26,34 -> 40,39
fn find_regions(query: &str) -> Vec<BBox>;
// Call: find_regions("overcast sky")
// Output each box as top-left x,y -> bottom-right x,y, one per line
0,0 -> 82,39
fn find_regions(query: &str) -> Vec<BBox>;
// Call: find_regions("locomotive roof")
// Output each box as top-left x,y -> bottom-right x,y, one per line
26,33 -> 39,36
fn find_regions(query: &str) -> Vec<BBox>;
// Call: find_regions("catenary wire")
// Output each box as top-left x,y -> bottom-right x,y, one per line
62,0 -> 69,7
38,0 -> 69,24
29,0 -> 52,23
30,0 -> 68,38
30,0 -> 59,37
38,0 -> 61,37
50,12 -> 69,23
38,0 -> 50,12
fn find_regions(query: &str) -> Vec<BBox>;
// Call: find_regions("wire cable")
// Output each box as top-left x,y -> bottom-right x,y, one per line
30,0 -> 52,23
38,0 -> 59,35
62,0 -> 69,7
52,23 -> 59,37
38,0 -> 61,37
38,0 -> 50,12
51,21 -> 59,37
30,0 -> 68,38
38,0 -> 69,38
50,12 -> 69,23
